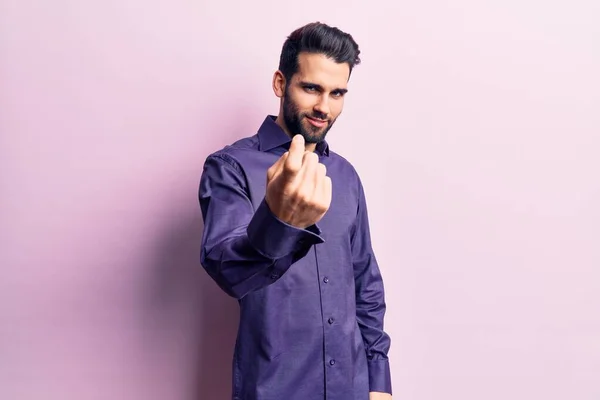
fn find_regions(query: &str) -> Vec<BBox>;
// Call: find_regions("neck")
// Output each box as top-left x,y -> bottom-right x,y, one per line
275,114 -> 317,153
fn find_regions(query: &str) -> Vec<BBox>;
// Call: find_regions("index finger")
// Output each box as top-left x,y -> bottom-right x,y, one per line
283,134 -> 305,178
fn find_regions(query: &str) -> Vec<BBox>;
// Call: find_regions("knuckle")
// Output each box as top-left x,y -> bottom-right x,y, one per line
283,180 -> 298,193
317,163 -> 327,175
301,192 -> 313,204
317,201 -> 329,213
290,187 -> 307,202
303,152 -> 318,164
284,162 -> 299,174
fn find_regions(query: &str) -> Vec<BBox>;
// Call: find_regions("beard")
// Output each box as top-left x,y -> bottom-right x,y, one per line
282,89 -> 337,144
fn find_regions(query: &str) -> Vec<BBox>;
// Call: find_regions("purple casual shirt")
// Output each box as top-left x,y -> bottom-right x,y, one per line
198,115 -> 392,399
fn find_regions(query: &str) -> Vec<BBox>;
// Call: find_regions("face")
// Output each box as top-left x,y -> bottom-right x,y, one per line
275,53 -> 350,144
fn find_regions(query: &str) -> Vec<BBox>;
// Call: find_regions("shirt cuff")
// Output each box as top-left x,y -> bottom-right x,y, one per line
247,198 -> 324,259
368,358 -> 392,395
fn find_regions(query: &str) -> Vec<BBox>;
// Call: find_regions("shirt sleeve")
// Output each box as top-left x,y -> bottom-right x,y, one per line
198,153 -> 324,299
351,175 -> 392,395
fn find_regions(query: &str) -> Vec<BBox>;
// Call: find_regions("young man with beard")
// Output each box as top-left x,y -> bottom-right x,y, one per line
198,22 -> 392,400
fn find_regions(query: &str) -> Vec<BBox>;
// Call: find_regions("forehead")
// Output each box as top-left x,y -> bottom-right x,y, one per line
294,52 -> 350,89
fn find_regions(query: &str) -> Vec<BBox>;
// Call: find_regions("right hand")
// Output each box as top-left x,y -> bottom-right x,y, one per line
265,134 -> 332,229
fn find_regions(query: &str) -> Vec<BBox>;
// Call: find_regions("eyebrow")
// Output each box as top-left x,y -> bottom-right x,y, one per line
299,81 -> 349,94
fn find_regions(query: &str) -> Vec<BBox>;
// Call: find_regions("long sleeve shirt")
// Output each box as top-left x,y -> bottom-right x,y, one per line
198,115 -> 392,400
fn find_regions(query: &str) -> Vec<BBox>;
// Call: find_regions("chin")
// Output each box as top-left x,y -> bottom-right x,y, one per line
305,133 -> 327,144
303,124 -> 328,136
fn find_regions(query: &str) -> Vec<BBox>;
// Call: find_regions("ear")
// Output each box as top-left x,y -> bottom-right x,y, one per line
272,70 -> 286,98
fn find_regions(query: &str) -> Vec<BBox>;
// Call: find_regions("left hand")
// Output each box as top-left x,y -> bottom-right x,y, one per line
370,392 -> 392,400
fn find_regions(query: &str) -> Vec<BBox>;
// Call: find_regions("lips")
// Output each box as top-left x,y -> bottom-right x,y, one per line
306,116 -> 328,128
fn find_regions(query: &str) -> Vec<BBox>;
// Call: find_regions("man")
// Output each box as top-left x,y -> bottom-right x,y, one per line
198,22 -> 392,400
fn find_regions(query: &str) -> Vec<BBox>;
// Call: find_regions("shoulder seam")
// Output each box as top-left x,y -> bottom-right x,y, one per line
208,152 -> 244,175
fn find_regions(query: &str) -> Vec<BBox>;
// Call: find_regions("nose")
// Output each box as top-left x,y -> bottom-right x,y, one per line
313,95 -> 330,118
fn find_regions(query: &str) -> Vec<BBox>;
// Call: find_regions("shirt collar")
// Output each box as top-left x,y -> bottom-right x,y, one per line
257,115 -> 330,157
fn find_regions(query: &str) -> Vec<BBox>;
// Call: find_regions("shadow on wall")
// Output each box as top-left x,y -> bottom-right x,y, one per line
149,214 -> 239,399
194,222 -> 240,400
145,107 -> 262,399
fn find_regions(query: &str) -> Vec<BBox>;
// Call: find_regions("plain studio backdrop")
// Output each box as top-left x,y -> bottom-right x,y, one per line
1,1 -> 599,399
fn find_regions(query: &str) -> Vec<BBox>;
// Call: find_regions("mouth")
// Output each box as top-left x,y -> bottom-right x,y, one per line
305,115 -> 328,128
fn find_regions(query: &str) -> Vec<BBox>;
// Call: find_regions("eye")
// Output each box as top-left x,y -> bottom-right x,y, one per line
303,85 -> 318,93
331,91 -> 345,98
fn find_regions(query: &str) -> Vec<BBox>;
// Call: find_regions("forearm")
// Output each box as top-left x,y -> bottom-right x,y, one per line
201,199 -> 322,298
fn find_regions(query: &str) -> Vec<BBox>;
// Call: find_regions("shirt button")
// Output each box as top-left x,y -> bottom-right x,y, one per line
329,359 -> 336,366
328,317 -> 335,324
323,277 -> 329,283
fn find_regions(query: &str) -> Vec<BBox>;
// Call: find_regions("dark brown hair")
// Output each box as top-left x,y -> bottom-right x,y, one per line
278,22 -> 361,82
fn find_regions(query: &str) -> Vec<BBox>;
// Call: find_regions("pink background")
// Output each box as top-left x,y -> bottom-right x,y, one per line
2,1 -> 599,399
